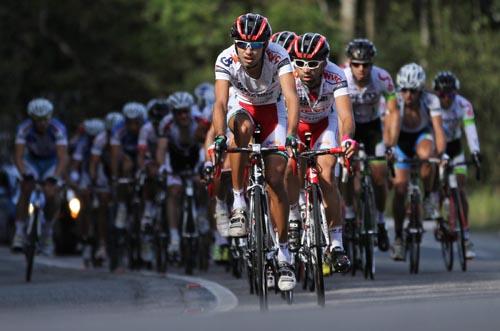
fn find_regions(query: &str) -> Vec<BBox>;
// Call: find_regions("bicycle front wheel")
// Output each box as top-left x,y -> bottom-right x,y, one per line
311,184 -> 325,307
25,210 -> 39,282
253,187 -> 268,311
452,189 -> 467,272
362,183 -> 376,280
408,190 -> 421,274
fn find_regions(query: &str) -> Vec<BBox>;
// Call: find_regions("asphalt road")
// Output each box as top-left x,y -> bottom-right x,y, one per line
1,221 -> 499,331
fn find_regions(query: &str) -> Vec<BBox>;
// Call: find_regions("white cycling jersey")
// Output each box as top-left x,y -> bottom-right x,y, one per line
137,115 -> 172,155
296,60 -> 349,123
91,131 -> 109,156
344,65 -> 396,124
440,94 -> 480,152
215,42 -> 293,106
398,91 -> 442,133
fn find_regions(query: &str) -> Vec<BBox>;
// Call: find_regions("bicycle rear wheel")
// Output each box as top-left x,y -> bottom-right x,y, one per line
253,187 -> 268,311
25,210 -> 39,282
311,184 -> 325,307
452,189 -> 467,272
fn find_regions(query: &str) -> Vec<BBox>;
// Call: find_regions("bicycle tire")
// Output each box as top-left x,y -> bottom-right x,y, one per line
362,182 -> 376,280
452,189 -> 467,272
408,190 -> 421,274
311,184 -> 325,307
25,209 -> 38,282
344,220 -> 357,277
440,230 -> 454,271
253,187 -> 268,311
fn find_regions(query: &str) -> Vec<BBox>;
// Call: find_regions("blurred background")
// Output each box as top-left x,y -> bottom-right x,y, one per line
0,0 -> 499,227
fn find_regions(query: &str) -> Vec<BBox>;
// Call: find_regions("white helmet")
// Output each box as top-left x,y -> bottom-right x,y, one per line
83,118 -> 105,136
194,83 -> 215,104
105,112 -> 124,130
27,98 -> 54,119
122,102 -> 146,120
167,92 -> 194,110
397,63 -> 426,90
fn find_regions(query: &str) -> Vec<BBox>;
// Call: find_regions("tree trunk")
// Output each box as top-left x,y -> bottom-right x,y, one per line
364,0 -> 376,41
340,0 -> 357,62
419,0 -> 430,66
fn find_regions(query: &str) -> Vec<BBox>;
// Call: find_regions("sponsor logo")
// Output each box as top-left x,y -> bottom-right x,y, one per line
323,71 -> 343,83
266,50 -> 282,64
220,56 -> 233,67
378,73 -> 394,91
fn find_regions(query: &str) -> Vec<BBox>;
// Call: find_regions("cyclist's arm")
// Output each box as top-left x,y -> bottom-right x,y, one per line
461,101 -> 480,153
110,144 -> 120,179
54,145 -> 68,179
383,96 -> 400,147
89,154 -> 99,183
336,95 -> 355,139
14,143 -> 26,176
279,72 -> 299,136
431,115 -> 446,156
137,147 -> 147,170
204,124 -> 215,160
213,79 -> 230,137
156,137 -> 168,168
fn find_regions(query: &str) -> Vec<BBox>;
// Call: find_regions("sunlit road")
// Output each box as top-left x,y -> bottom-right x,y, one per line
2,221 -> 499,331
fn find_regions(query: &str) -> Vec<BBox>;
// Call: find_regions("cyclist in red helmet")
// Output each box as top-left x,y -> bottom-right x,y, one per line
212,13 -> 300,291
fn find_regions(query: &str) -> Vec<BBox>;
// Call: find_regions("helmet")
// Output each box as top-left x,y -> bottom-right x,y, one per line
168,92 -> 195,111
271,31 -> 297,54
146,98 -> 171,120
346,38 -> 377,63
122,102 -> 146,120
194,83 -> 215,104
294,33 -> 330,60
83,118 -> 105,137
397,63 -> 426,90
432,71 -> 460,92
230,13 -> 272,42
105,112 -> 124,130
27,98 -> 53,119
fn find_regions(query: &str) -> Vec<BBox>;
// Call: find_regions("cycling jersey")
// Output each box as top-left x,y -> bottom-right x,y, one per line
296,60 -> 349,124
215,42 -> 293,105
110,122 -> 139,158
15,118 -> 67,159
440,94 -> 480,152
138,115 -> 172,159
398,91 -> 442,133
72,134 -> 93,169
344,65 -> 396,124
90,131 -> 112,189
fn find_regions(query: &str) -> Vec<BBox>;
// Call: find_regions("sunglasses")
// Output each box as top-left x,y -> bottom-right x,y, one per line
235,40 -> 266,50
351,62 -> 372,68
437,91 -> 455,98
401,88 -> 419,94
293,59 -> 323,69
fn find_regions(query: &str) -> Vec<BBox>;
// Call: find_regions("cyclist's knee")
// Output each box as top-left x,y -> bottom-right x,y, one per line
168,185 -> 183,200
393,182 -> 408,196
416,142 -> 433,160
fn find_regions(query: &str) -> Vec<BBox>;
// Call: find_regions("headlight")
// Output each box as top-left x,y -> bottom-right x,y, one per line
28,203 -> 34,215
69,198 -> 81,219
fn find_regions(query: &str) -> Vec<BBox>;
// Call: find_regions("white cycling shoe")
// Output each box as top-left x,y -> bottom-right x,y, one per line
277,262 -> 296,292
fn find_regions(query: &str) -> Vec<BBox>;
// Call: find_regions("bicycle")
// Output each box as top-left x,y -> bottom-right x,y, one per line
297,132 -> 348,306
223,128 -> 288,311
344,144 -> 387,280
436,158 -> 480,272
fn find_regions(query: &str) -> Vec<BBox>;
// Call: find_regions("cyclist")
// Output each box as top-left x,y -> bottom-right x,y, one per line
69,118 -> 105,263
391,63 -> 446,260
89,112 -> 124,260
110,102 -> 146,230
212,13 -> 300,291
433,71 -> 481,259
12,98 -> 68,255
286,33 -> 356,273
193,82 -> 215,122
156,92 -> 209,256
270,31 -> 297,54
343,39 -> 400,251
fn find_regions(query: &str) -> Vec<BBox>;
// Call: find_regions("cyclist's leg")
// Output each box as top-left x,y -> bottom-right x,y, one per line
416,134 -> 438,219
371,141 -> 390,250
141,161 -> 159,229
41,164 -> 62,256
392,146 -> 410,260
166,172 -> 182,254
453,152 -> 474,257
114,152 -> 134,228
95,164 -> 110,258
12,161 -> 36,250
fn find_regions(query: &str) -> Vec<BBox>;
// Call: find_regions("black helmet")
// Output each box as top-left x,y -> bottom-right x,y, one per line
346,39 -> 377,63
230,13 -> 272,42
294,33 -> 330,60
271,31 -> 297,54
146,98 -> 171,121
432,71 -> 460,92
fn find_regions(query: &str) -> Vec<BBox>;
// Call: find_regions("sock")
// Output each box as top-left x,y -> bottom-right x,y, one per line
464,229 -> 470,241
278,243 -> 290,263
298,190 -> 306,206
377,211 -> 385,225
345,205 -> 355,219
213,230 -> 228,246
169,228 -> 179,242
430,191 -> 440,205
330,226 -> 343,250
232,189 -> 246,210
289,202 -> 300,221
15,220 -> 24,235
215,198 -> 226,213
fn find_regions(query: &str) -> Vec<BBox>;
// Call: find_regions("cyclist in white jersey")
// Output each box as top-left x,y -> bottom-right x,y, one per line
193,82 -> 215,123
283,33 -> 356,274
433,71 -> 481,259
391,63 -> 446,260
212,13 -> 300,291
12,98 -> 68,254
342,39 -> 400,252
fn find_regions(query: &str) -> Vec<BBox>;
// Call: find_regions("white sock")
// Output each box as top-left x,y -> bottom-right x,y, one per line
289,203 -> 300,221
278,243 -> 291,263
144,200 -> 153,210
464,229 -> 470,241
345,205 -> 355,219
330,226 -> 343,250
15,221 -> 24,235
232,189 -> 246,210
169,228 -> 179,242
213,230 -> 228,246
430,191 -> 440,205
215,198 -> 227,213
377,211 -> 385,225
298,190 -> 306,206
